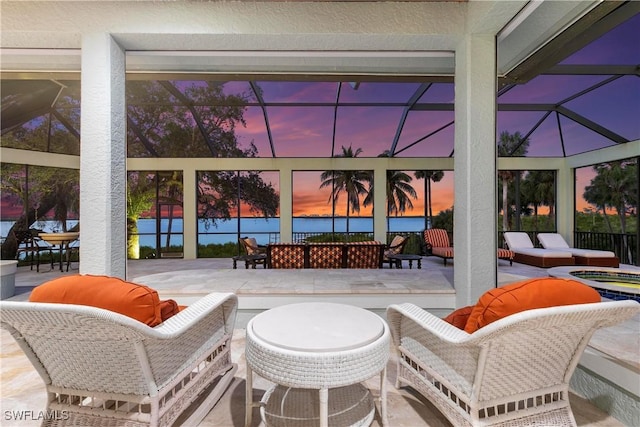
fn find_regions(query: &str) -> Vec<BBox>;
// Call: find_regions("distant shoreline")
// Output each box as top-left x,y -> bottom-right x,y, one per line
1,217 -> 428,246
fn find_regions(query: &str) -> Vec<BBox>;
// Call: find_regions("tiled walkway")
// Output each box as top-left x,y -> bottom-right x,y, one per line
1,257 -> 635,426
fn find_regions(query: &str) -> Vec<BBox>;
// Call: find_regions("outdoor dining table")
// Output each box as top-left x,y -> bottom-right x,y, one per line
38,232 -> 79,272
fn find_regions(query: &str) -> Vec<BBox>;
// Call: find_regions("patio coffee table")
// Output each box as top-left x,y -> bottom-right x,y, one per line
245,302 -> 390,427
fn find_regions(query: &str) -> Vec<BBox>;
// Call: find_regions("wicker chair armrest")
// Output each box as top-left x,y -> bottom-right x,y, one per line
143,293 -> 237,387
387,303 -> 480,397
387,303 -> 470,347
153,292 -> 237,337
1,293 -> 237,340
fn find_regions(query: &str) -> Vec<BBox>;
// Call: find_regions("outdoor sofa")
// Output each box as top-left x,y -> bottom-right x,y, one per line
267,241 -> 385,268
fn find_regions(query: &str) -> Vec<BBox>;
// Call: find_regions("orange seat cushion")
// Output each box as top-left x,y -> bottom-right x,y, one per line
463,277 -> 601,334
29,274 -> 180,327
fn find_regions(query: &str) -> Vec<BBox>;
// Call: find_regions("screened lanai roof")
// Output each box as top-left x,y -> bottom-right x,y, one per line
1,9 -> 638,159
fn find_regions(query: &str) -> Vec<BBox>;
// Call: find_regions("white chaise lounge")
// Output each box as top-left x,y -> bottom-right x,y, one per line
537,233 -> 619,267
504,232 -> 574,268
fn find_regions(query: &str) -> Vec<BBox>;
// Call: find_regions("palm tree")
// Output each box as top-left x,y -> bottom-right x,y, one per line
521,170 -> 555,230
497,131 -> 529,231
584,161 -> 637,263
365,151 -> 418,229
127,172 -> 155,259
319,145 -> 370,237
384,170 -> 417,229
414,170 -> 444,229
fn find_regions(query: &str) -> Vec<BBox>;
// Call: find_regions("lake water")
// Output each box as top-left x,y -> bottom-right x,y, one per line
2,217 -> 427,247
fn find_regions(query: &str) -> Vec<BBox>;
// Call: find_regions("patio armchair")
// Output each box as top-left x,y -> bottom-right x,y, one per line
65,238 -> 80,271
423,228 -> 454,265
0,278 -> 238,427
537,232 -> 619,267
14,229 -> 54,272
235,236 -> 267,269
387,278 -> 640,427
383,235 -> 409,268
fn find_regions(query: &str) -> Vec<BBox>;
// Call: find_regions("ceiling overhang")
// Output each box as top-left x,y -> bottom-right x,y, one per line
0,1 -> 636,86
498,1 -> 639,86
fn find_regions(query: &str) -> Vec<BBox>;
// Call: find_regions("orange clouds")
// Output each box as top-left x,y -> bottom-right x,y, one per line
291,171 -> 454,217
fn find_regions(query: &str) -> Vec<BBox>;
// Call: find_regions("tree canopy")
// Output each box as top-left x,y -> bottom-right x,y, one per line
497,131 -> 530,231
583,160 -> 637,234
1,80 -> 280,260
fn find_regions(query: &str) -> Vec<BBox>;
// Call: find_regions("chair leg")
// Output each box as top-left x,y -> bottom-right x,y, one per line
66,249 -> 71,272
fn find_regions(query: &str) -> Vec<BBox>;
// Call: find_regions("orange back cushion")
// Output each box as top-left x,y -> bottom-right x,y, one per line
424,229 -> 450,248
29,274 -> 179,327
443,305 -> 473,329
463,277 -> 601,334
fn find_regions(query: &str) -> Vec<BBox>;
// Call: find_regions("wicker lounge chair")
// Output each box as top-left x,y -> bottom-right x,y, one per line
0,292 -> 238,427
504,231 -> 574,268
387,299 -> 640,427
424,229 -> 514,266
537,233 -> 620,267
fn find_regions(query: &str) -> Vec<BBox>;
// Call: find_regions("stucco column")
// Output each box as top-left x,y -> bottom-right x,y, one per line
182,167 -> 197,259
453,34 -> 497,307
373,163 -> 388,242
79,33 -> 126,278
555,159 -> 575,245
279,167 -> 293,242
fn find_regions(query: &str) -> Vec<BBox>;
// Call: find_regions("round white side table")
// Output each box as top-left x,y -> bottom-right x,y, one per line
245,302 -> 390,427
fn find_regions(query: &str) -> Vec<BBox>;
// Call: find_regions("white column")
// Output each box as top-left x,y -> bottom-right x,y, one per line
280,167 -> 293,242
453,34 -> 497,307
373,164 -> 388,242
556,159 -> 575,245
79,33 -> 126,278
183,167 -> 197,259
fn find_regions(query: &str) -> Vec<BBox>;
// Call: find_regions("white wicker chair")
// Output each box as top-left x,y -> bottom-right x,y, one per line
0,292 -> 238,427
387,300 -> 639,427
